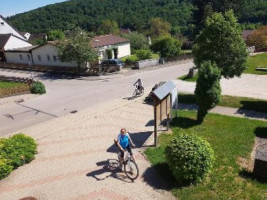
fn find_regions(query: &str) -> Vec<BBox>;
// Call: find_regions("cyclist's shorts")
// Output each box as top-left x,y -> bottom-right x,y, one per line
120,145 -> 133,157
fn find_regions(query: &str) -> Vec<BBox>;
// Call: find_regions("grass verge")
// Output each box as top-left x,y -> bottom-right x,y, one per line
0,81 -> 30,98
178,93 -> 267,113
245,53 -> 267,75
178,74 -> 198,82
145,110 -> 267,200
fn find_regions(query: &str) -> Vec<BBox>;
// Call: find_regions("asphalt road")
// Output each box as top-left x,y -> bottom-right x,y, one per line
0,62 -> 193,136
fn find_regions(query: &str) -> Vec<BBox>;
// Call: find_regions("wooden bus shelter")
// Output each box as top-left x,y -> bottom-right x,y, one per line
151,81 -> 177,146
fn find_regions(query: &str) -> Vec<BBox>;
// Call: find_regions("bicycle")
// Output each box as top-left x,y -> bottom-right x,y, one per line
133,85 -> 144,97
117,149 -> 139,181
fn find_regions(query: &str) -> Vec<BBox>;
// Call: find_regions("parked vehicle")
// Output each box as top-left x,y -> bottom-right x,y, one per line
101,59 -> 125,72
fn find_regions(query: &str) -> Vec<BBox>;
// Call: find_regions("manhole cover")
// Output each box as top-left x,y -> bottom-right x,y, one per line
70,110 -> 78,114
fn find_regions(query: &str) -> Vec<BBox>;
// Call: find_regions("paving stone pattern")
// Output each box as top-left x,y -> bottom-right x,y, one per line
0,96 -> 175,200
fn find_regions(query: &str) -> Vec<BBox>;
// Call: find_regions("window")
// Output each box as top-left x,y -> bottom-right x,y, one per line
47,55 -> 50,61
27,55 -> 31,61
53,56 -> 57,62
38,55 -> 41,61
0,22 -> 4,26
19,54 -> 23,60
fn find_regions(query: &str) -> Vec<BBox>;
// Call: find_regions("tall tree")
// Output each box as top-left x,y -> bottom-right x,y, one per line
192,0 -> 247,36
57,28 -> 98,72
148,18 -> 171,38
193,10 -> 248,78
98,19 -> 119,35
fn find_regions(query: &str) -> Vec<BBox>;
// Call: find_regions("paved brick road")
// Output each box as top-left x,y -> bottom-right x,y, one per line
0,96 -> 175,200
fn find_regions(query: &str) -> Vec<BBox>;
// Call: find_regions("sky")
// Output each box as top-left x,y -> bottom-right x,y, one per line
0,0 -> 68,17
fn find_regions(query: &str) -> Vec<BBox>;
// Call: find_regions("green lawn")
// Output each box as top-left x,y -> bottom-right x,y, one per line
245,53 -> 267,75
178,74 -> 198,82
0,81 -> 30,97
178,53 -> 267,80
145,111 -> 267,200
178,93 -> 267,113
0,81 -> 26,89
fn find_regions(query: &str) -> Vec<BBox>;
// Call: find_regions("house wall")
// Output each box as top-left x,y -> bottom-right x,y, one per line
0,18 -> 25,40
98,42 -> 131,60
4,35 -> 32,50
31,44 -> 77,67
117,43 -> 131,58
5,52 -> 32,65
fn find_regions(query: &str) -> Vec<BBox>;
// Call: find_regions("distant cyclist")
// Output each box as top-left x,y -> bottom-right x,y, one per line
133,79 -> 144,93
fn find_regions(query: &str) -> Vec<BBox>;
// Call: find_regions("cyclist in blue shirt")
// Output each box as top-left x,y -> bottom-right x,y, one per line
114,128 -> 136,168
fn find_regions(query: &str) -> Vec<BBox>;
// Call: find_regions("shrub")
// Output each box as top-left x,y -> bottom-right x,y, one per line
165,133 -> 215,184
135,49 -> 152,60
195,61 -> 221,122
0,134 -> 37,168
0,157 -> 13,180
246,25 -> 267,51
121,55 -> 138,65
150,35 -> 182,58
31,81 -> 46,94
151,54 -> 160,59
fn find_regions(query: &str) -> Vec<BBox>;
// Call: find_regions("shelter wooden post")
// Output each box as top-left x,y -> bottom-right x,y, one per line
153,98 -> 160,146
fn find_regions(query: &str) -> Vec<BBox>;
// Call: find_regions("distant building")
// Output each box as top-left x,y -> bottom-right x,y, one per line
0,34 -> 32,61
5,41 -> 77,67
0,15 -> 26,40
92,34 -> 130,60
5,35 -> 131,68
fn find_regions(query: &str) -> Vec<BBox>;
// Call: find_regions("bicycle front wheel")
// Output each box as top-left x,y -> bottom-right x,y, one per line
124,160 -> 139,181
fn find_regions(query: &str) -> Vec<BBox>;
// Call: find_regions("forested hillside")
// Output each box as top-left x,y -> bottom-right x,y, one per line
7,0 -> 194,34
7,0 -> 267,35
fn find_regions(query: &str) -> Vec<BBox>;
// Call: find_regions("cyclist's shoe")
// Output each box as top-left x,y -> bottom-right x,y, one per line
118,163 -> 123,171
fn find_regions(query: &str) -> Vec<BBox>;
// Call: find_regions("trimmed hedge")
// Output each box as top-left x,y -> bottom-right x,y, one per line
165,133 -> 215,184
0,156 -> 13,180
31,81 -> 46,94
0,134 -> 37,171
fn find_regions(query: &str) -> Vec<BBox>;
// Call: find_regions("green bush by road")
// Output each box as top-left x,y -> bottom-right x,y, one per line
0,134 -> 37,180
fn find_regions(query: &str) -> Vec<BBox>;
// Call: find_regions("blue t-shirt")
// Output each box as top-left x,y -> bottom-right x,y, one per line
118,133 -> 130,149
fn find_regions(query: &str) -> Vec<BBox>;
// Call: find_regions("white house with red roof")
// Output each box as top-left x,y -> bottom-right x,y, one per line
5,34 -> 131,68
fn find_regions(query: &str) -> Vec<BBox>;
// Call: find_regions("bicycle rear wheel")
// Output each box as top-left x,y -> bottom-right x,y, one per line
124,160 -> 139,181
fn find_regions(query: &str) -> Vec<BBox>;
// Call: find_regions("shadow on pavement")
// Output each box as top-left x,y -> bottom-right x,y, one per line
86,159 -> 132,183
254,127 -> 267,138
35,72 -> 82,81
106,131 -> 153,153
236,108 -> 267,121
239,100 -> 267,114
122,95 -> 138,101
142,163 -> 174,190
